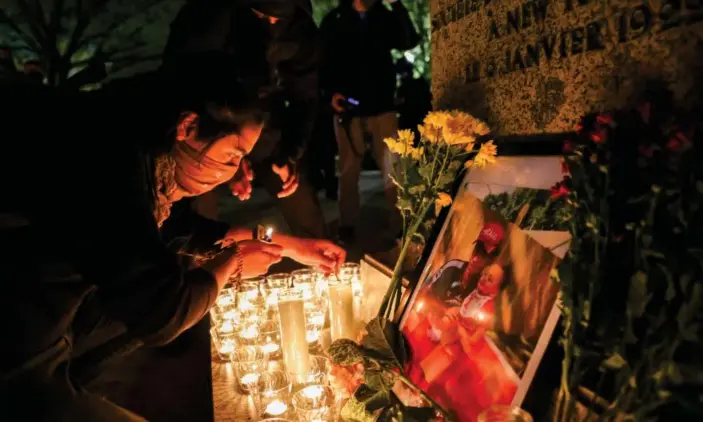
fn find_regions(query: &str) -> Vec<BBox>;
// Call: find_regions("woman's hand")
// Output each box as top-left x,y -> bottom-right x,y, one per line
284,238 -> 346,274
238,240 -> 283,279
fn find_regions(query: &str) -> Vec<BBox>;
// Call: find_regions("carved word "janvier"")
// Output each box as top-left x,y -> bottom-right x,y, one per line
465,1 -> 703,83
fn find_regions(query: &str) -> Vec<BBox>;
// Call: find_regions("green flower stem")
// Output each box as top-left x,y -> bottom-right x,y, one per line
379,201 -> 433,320
395,372 -> 455,421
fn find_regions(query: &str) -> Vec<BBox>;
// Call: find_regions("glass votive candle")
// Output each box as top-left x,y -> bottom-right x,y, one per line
477,405 -> 533,422
264,273 -> 292,307
306,322 -> 321,347
237,322 -> 261,346
291,268 -> 317,300
293,384 -> 334,422
232,346 -> 268,394
327,276 -> 356,341
260,320 -> 282,359
304,355 -> 329,385
216,287 -> 236,310
238,278 -> 266,309
257,371 -> 292,418
210,327 -> 237,361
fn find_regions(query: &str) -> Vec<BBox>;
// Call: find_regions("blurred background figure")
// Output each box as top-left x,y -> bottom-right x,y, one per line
306,104 -> 339,200
162,0 -> 327,239
395,57 -> 432,137
320,0 -> 420,245
22,60 -> 44,84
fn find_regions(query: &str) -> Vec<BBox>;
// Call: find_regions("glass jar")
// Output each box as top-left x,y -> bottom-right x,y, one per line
477,405 -> 533,422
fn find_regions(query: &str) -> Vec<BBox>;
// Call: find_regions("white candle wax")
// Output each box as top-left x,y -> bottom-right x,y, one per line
263,342 -> 280,355
329,282 -> 356,341
218,343 -> 234,356
265,399 -> 288,416
302,385 -> 324,399
240,372 -> 259,386
277,295 -> 311,381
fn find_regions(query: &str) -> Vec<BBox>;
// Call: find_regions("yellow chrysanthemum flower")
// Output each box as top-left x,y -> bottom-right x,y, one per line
423,111 -> 452,128
418,123 -> 442,143
434,192 -> 453,215
473,140 -> 498,168
397,129 -> 415,145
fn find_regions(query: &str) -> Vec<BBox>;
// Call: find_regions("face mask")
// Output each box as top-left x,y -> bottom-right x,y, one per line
171,141 -> 240,196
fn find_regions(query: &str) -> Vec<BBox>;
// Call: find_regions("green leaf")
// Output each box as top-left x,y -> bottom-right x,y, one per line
656,263 -> 676,302
396,197 -> 413,212
327,339 -> 365,366
355,384 -> 392,413
628,271 -> 651,318
341,394 -> 376,422
696,180 -> 703,194
601,353 -> 628,371
360,317 -> 408,369
408,185 -> 426,195
364,368 -> 398,392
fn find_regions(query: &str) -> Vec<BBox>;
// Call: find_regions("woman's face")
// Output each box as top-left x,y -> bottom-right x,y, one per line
172,113 -> 263,198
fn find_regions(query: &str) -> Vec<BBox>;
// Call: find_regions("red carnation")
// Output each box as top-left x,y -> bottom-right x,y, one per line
563,139 -> 575,153
591,127 -> 607,144
596,113 -> 614,126
550,179 -> 571,199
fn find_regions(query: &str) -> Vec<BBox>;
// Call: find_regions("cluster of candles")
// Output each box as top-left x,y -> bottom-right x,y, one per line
210,264 -> 363,421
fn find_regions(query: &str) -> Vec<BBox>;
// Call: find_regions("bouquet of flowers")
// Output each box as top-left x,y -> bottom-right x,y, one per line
326,110 -> 498,422
552,92 -> 703,421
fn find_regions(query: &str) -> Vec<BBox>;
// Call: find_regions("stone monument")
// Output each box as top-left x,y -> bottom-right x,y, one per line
430,0 -> 703,136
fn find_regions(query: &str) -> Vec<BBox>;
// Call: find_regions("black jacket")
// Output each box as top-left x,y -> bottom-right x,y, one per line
162,0 -> 319,165
320,0 -> 420,117
0,80 -> 229,374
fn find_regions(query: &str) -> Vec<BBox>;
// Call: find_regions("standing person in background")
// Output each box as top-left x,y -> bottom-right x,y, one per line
307,103 -> 339,200
395,57 -> 432,138
162,0 -> 327,238
320,0 -> 420,245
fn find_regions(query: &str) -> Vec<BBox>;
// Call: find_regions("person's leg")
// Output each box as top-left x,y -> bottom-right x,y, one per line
2,338 -> 147,422
253,160 -> 328,239
368,112 -> 401,235
334,116 -> 365,240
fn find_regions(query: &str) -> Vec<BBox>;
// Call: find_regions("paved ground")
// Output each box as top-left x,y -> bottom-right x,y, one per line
90,171 -> 396,421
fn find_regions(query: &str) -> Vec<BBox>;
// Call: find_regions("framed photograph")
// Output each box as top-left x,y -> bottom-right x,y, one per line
399,156 -> 569,422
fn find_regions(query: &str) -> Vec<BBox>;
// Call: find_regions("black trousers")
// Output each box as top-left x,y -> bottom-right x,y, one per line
251,160 -> 328,239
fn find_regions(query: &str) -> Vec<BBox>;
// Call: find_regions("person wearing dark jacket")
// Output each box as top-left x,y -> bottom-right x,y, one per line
320,0 -> 420,244
161,0 -> 327,238
0,74 -> 344,421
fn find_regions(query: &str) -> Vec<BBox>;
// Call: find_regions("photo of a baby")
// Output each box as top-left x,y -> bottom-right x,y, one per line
400,189 -> 562,422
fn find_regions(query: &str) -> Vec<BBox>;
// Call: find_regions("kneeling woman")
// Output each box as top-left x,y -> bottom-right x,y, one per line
0,75 -> 344,421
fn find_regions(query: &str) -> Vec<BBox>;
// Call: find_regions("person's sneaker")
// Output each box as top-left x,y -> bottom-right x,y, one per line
337,226 -> 356,245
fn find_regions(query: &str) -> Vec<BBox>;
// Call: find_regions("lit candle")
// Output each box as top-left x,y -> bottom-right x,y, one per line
328,279 -> 356,341
263,342 -> 280,355
239,325 -> 259,340
222,309 -> 238,320
306,329 -> 319,344
302,385 -> 324,399
240,372 -> 260,386
218,343 -> 235,356
216,294 -> 233,308
219,320 -> 234,334
277,289 -> 311,382
265,399 -> 288,416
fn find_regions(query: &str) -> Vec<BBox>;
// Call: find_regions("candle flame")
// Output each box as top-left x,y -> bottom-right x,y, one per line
265,227 -> 274,237
240,325 -> 259,340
